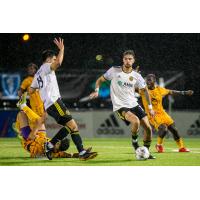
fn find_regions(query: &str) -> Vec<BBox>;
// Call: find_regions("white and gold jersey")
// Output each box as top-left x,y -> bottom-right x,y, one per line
103,66 -> 146,111
31,63 -> 61,110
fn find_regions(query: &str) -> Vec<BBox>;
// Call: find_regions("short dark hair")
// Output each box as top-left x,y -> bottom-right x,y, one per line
42,49 -> 56,62
146,74 -> 156,81
27,63 -> 38,70
123,50 -> 135,58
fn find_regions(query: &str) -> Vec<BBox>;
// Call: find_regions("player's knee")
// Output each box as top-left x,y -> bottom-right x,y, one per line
66,120 -> 78,132
130,118 -> 140,131
158,124 -> 168,132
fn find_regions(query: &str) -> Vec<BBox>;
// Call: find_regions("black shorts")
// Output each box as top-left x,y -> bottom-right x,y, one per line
47,98 -> 73,126
116,105 -> 147,126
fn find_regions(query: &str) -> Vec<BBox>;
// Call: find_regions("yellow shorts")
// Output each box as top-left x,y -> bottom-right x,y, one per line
148,111 -> 174,130
22,132 -> 48,158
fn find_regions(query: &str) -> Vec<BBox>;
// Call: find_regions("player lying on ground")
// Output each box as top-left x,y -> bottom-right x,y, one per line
29,37 -> 97,161
90,50 -> 156,159
15,62 -> 46,142
140,74 -> 193,153
15,93 -> 93,159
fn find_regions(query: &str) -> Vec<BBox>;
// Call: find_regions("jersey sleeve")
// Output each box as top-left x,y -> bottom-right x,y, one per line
30,76 -> 39,89
159,87 -> 170,96
20,78 -> 29,90
103,67 -> 114,81
135,74 -> 146,89
42,63 -> 52,75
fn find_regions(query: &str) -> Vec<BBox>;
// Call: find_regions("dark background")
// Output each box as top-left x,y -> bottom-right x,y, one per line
0,33 -> 199,110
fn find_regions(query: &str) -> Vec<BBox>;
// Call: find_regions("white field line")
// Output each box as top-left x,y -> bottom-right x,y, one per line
2,144 -> 200,153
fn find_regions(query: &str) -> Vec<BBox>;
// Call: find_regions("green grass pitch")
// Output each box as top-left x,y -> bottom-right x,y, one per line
0,137 -> 200,166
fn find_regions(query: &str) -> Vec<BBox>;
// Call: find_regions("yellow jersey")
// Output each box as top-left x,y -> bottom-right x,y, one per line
20,76 -> 44,116
140,86 -> 174,129
140,86 -> 170,114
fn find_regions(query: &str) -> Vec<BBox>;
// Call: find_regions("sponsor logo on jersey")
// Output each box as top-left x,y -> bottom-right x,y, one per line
117,80 -> 133,88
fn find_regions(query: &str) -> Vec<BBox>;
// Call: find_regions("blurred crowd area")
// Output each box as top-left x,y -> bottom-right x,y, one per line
0,33 -> 199,110
0,68 -> 199,110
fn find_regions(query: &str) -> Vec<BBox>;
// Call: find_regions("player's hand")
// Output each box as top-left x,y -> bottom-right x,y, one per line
54,37 -> 64,51
135,66 -> 141,73
89,91 -> 99,99
149,109 -> 155,117
185,90 -> 194,96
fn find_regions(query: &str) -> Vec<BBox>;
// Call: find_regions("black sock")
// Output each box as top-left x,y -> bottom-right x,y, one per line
50,127 -> 71,145
71,131 -> 84,153
143,140 -> 152,149
168,125 -> 180,141
132,134 -> 139,150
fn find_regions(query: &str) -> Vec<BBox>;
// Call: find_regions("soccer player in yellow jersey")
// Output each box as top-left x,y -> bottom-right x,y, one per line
16,93 -> 92,159
140,74 -> 193,153
19,63 -> 44,117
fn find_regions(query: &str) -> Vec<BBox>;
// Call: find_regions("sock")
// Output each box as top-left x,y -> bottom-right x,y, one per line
71,131 -> 84,153
175,138 -> 184,148
143,140 -> 152,149
157,136 -> 164,145
20,126 -> 31,140
50,126 -> 71,145
22,105 -> 40,122
132,134 -> 139,150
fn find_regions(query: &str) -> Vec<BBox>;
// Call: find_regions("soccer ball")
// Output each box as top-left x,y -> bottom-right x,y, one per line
135,146 -> 150,160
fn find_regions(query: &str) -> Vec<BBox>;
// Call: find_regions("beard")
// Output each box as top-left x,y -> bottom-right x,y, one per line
124,64 -> 132,68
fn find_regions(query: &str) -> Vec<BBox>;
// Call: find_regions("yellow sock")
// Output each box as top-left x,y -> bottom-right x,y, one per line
22,105 -> 40,122
157,136 -> 164,145
176,138 -> 184,148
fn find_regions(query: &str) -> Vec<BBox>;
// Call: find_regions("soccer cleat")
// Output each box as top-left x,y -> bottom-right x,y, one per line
16,92 -> 27,109
148,154 -> 156,159
155,144 -> 164,153
179,147 -> 190,152
72,147 -> 93,158
79,151 -> 98,161
44,142 -> 54,160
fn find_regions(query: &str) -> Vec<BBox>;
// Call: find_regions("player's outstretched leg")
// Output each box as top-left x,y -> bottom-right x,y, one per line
140,116 -> 156,159
66,119 -> 97,161
155,124 -> 168,153
45,119 -> 97,161
125,111 -> 140,151
168,124 -> 190,152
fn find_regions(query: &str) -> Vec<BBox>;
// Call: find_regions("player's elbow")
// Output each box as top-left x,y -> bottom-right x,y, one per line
51,61 -> 60,71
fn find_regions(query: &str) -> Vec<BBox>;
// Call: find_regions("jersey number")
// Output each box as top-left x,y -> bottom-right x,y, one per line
37,76 -> 43,89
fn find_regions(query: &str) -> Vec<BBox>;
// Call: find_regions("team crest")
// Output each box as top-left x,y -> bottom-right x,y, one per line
1,74 -> 20,99
129,76 -> 134,81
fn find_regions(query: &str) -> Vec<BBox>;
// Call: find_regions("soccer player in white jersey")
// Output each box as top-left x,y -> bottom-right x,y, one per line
30,37 -> 97,160
90,50 -> 155,159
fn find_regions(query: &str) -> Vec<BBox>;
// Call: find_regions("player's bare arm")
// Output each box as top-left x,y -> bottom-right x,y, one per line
89,76 -> 107,99
50,37 -> 64,71
169,90 -> 194,96
140,87 -> 155,117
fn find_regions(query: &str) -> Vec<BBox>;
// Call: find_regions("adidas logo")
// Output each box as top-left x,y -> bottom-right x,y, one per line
97,114 -> 124,135
100,114 -> 119,127
187,115 -> 200,136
